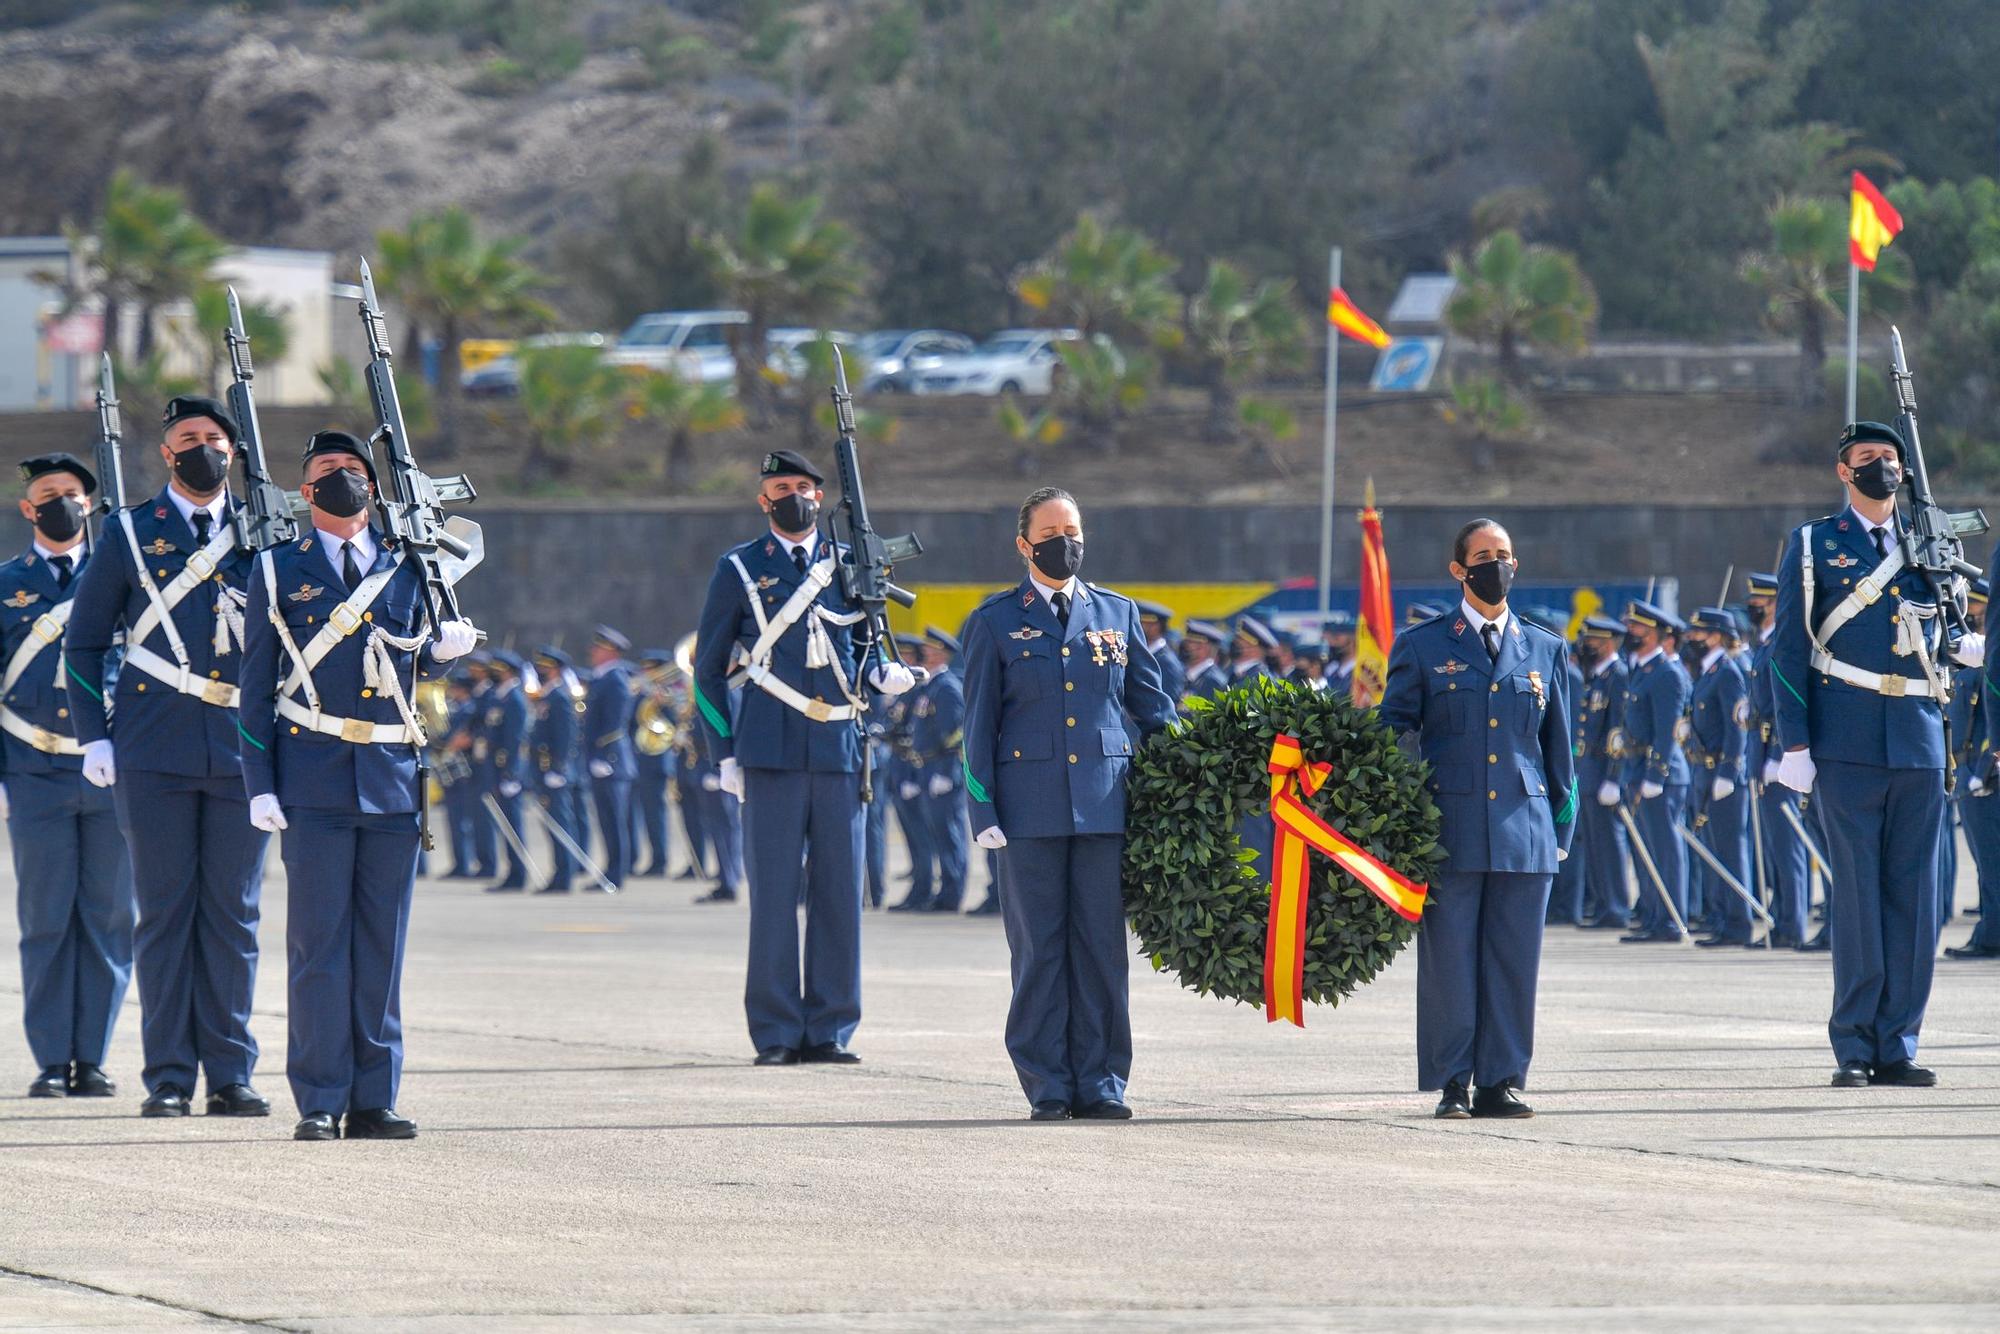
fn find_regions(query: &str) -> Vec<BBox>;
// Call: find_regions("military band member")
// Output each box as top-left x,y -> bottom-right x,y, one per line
239,430 -> 478,1140
584,626 -> 638,890
461,652 -> 500,878
1947,582 -> 2000,960
530,646 -> 585,895
1685,607 -> 1755,946
886,638 -> 939,912
694,450 -> 915,1064
436,671 -> 481,877
64,395 -> 270,1118
3,454 -> 134,1099
481,652 -> 533,891
1528,609 -> 1587,927
632,648 -> 676,877
1744,571 -> 1809,947
1178,620 -> 1230,707
1607,601 -> 1691,943
1574,616 -> 1632,929
1379,519 -> 1576,1119
1773,420 -> 1972,1087
914,627 -> 968,913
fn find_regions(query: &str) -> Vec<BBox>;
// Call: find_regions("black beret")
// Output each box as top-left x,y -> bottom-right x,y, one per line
760,449 -> 824,484
301,429 -> 377,483
161,395 -> 239,444
18,452 -> 97,494
593,624 -> 632,653
1838,420 -> 1906,461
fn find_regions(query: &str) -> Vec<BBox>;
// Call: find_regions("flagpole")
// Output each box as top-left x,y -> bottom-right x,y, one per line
1318,245 -> 1340,623
1844,256 -> 1860,423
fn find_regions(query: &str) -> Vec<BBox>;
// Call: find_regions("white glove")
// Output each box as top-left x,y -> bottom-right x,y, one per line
1556,848 -> 1568,862
431,620 -> 479,663
1952,632 -> 1986,668
1971,775 -> 1994,798
249,793 -> 288,833
498,779 -> 521,799
81,739 -> 115,789
1595,780 -> 1620,808
542,772 -> 566,789
868,661 -> 916,695
589,759 -> 613,780
1775,748 -> 1817,794
1763,758 -> 1783,784
1639,780 -> 1665,800
718,756 -> 744,800
927,773 -> 953,797
1712,776 -> 1735,802
700,772 -> 720,792
0,783 -> 9,821
974,825 -> 1008,850
899,780 -> 920,801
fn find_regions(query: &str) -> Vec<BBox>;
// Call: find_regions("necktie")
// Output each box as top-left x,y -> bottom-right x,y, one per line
1481,622 -> 1500,661
192,510 -> 211,548
341,540 -> 361,592
1874,527 -> 1890,560
1052,592 -> 1071,627
50,554 -> 72,590
792,546 -> 808,578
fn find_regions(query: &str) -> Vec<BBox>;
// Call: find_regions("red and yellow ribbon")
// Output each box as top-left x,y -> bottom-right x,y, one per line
1264,734 -> 1428,1026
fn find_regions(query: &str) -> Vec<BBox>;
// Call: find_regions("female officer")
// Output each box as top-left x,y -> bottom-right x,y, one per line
961,488 -> 1177,1121
1378,518 -> 1577,1120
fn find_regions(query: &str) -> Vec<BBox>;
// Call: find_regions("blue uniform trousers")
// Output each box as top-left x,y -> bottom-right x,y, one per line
1580,797 -> 1630,926
1959,789 -> 2000,948
676,773 -> 710,874
997,834 -> 1130,1108
1632,787 -> 1688,936
1547,838 -> 1586,925
923,788 -> 969,910
10,772 -> 134,1070
635,770 -> 671,871
492,786 -> 530,886
1416,871 -> 1552,1090
470,782 -> 498,875
1814,760 -> 1942,1066
442,777 -> 478,874
1759,785 -> 1811,944
113,768 -> 267,1096
894,784 -> 935,905
538,786 -> 580,890
864,784 -> 889,907
591,778 -> 632,888
1701,790 -> 1753,941
740,768 -> 863,1051
1939,811 -> 1959,929
697,784 -> 745,891
280,807 -> 418,1116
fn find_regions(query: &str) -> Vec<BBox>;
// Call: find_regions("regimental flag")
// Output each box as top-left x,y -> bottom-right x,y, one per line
1352,480 -> 1393,708
1850,170 -> 1904,272
1327,286 -> 1391,348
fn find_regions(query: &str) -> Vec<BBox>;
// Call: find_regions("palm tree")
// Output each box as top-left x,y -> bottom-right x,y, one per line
1013,213 -> 1181,344
1051,337 -> 1151,454
996,397 -> 1064,477
1444,228 -> 1597,387
41,170 -> 225,364
515,344 -> 629,487
1738,195 -> 1850,408
1182,260 -> 1305,443
632,370 -> 744,493
700,184 -> 865,420
187,283 -> 290,396
375,207 -> 553,454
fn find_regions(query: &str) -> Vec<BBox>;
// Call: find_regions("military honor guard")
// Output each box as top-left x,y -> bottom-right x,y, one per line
1136,600 -> 1186,703
435,670 -> 481,877
1573,616 -> 1632,929
1947,582 -> 2000,959
913,627 -> 968,913
239,430 -> 476,1139
1744,571 -> 1811,947
530,646 -> 585,894
694,450 -> 915,1064
961,487 -> 1176,1120
1684,607 -> 1756,946
3,454 -> 135,1099
1773,421 -> 1972,1087
1379,520 -> 1576,1119
1605,601 -> 1691,943
584,626 -> 638,889
64,395 -> 271,1117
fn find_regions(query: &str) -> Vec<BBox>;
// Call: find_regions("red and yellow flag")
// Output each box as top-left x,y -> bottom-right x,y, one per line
1327,286 -> 1391,348
1850,170 -> 1903,272
1352,481 -> 1393,708
1263,735 -> 1428,1026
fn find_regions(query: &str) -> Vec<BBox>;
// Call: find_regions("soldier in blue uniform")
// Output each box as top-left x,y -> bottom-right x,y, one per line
913,627 -> 968,913
3,454 -> 134,1099
1136,601 -> 1185,704
631,649 -> 675,877
1940,585 -> 1990,941
583,626 -> 638,890
1605,601 -> 1691,943
1773,420 -> 1971,1087
1517,608 -> 1586,927
1322,610 -> 1358,695
64,395 -> 271,1118
694,450 -> 915,1064
529,647 -> 585,894
1230,616 -> 1277,686
1743,571 -> 1810,947
1684,607 -> 1755,946
459,654 -> 499,878
435,672 -> 480,877
1379,519 -> 1576,1119
480,652 -> 533,891
1289,636 -> 1330,691
687,677 -> 747,906
1574,616 -> 1632,929
886,639 -> 939,912
1947,583 -> 2000,960
240,430 -> 478,1139
962,487 -> 1176,1119
1177,620 -> 1231,707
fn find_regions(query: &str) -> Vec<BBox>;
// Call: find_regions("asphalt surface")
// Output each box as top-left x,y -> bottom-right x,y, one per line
2,829 -> 1999,1331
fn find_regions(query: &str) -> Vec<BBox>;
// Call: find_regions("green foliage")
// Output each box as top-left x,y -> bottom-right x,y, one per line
1122,678 -> 1442,1010
1445,229 -> 1597,385
996,395 -> 1064,476
371,0 -> 583,87
1014,213 -> 1182,345
1183,259 -> 1305,444
1738,195 -> 1847,406
52,169 -> 228,362
1052,337 -> 1148,453
317,358 -> 433,436
515,344 -> 628,482
1884,177 -> 2000,313
631,369 -> 743,492
187,283 -> 290,396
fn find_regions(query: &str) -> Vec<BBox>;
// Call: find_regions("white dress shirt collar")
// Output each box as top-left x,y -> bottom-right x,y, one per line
771,528 -> 819,565
1029,575 -> 1084,611
33,540 -> 83,567
1633,645 -> 1664,668
1459,598 -> 1510,640
1701,646 -> 1725,674
168,486 -> 228,534
315,525 -> 379,581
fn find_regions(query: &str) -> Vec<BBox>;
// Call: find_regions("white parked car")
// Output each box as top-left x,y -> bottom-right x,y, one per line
909,328 -> 1079,396
857,329 -> 977,393
604,309 -> 748,382
765,328 -> 861,380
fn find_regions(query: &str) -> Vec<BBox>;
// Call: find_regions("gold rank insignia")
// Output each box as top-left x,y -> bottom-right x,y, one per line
5,589 -> 38,608
288,583 -> 324,603
145,537 -> 175,556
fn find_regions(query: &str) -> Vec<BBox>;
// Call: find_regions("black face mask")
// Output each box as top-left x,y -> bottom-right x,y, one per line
308,468 -> 371,519
1325,641 -> 1352,662
170,443 -> 231,493
1623,632 -> 1644,654
1030,533 -> 1084,582
1745,603 -> 1769,628
1461,557 -> 1515,605
768,492 -> 819,534
32,494 -> 86,544
1851,457 -> 1903,502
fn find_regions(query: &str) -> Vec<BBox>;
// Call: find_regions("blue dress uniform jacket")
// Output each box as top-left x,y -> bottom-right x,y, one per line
913,666 -> 969,909
1747,629 -> 1810,943
583,663 -> 636,887
1548,653 -> 1589,924
1577,655 -> 1631,925
1183,660 -> 1230,708
1618,652 -> 1691,934
534,685 -> 585,889
1689,652 -> 1753,939
0,544 -> 135,1075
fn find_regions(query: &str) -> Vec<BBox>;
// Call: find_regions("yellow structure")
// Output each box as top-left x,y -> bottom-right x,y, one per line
886,582 -> 1277,641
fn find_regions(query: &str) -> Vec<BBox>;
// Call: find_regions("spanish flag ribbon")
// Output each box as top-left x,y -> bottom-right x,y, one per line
1327,286 -> 1392,349
1850,170 -> 1903,273
1264,734 -> 1428,1026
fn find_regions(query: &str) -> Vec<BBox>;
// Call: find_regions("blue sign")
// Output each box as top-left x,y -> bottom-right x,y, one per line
1370,336 -> 1442,392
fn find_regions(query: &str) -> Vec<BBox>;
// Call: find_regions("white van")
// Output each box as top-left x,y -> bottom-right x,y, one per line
604,309 -> 749,382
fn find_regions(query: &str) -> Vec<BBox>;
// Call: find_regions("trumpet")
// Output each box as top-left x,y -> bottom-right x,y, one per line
635,696 -> 677,756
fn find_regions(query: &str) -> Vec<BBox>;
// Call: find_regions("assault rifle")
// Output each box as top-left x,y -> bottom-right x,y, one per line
1889,326 -> 1988,648
827,347 -> 922,673
223,287 -> 300,554
90,353 -> 128,537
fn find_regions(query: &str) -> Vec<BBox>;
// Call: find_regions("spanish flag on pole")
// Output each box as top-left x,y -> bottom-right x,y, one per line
1850,170 -> 1903,272
1352,479 -> 1393,708
1328,286 -> 1391,348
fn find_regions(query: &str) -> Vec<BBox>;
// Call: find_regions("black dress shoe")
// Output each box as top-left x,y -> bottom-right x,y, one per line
887,895 -> 934,912
1797,929 -> 1831,952
800,1043 -> 861,1064
28,1065 -> 68,1098
1471,1083 -> 1534,1118
923,899 -> 964,913
1870,1059 -> 1937,1087
293,1112 -> 340,1141
485,881 -> 525,894
753,1047 -> 800,1066
140,1087 -> 191,1117
442,868 -> 477,879
1696,934 -> 1751,948
1029,1102 -> 1070,1121
1944,942 -> 2000,960
69,1063 -> 115,1097
206,1083 -> 270,1117
533,883 -> 572,895
673,867 -> 701,881
1831,1060 -> 1872,1088
345,1107 -> 419,1139
966,897 -> 1002,916
1581,917 -> 1630,931
635,861 -> 666,878
693,887 -> 738,904
1074,1100 -> 1132,1120
1433,1080 -> 1471,1119
1619,928 -> 1680,943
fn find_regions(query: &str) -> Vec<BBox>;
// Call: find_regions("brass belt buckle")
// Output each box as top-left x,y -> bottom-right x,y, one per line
30,613 -> 63,645
340,717 -> 375,743
185,549 -> 217,580
30,726 -> 60,754
1880,675 -> 1907,697
202,680 -> 235,706
330,604 -> 364,637
804,699 -> 834,723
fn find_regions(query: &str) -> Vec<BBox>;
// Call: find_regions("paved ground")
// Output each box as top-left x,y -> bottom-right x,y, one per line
2,831 -> 1999,1332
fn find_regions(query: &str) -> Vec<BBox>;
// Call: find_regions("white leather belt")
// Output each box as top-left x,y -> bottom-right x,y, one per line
122,644 -> 241,708
277,695 -> 415,745
0,705 -> 84,755
1808,646 -> 1940,699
